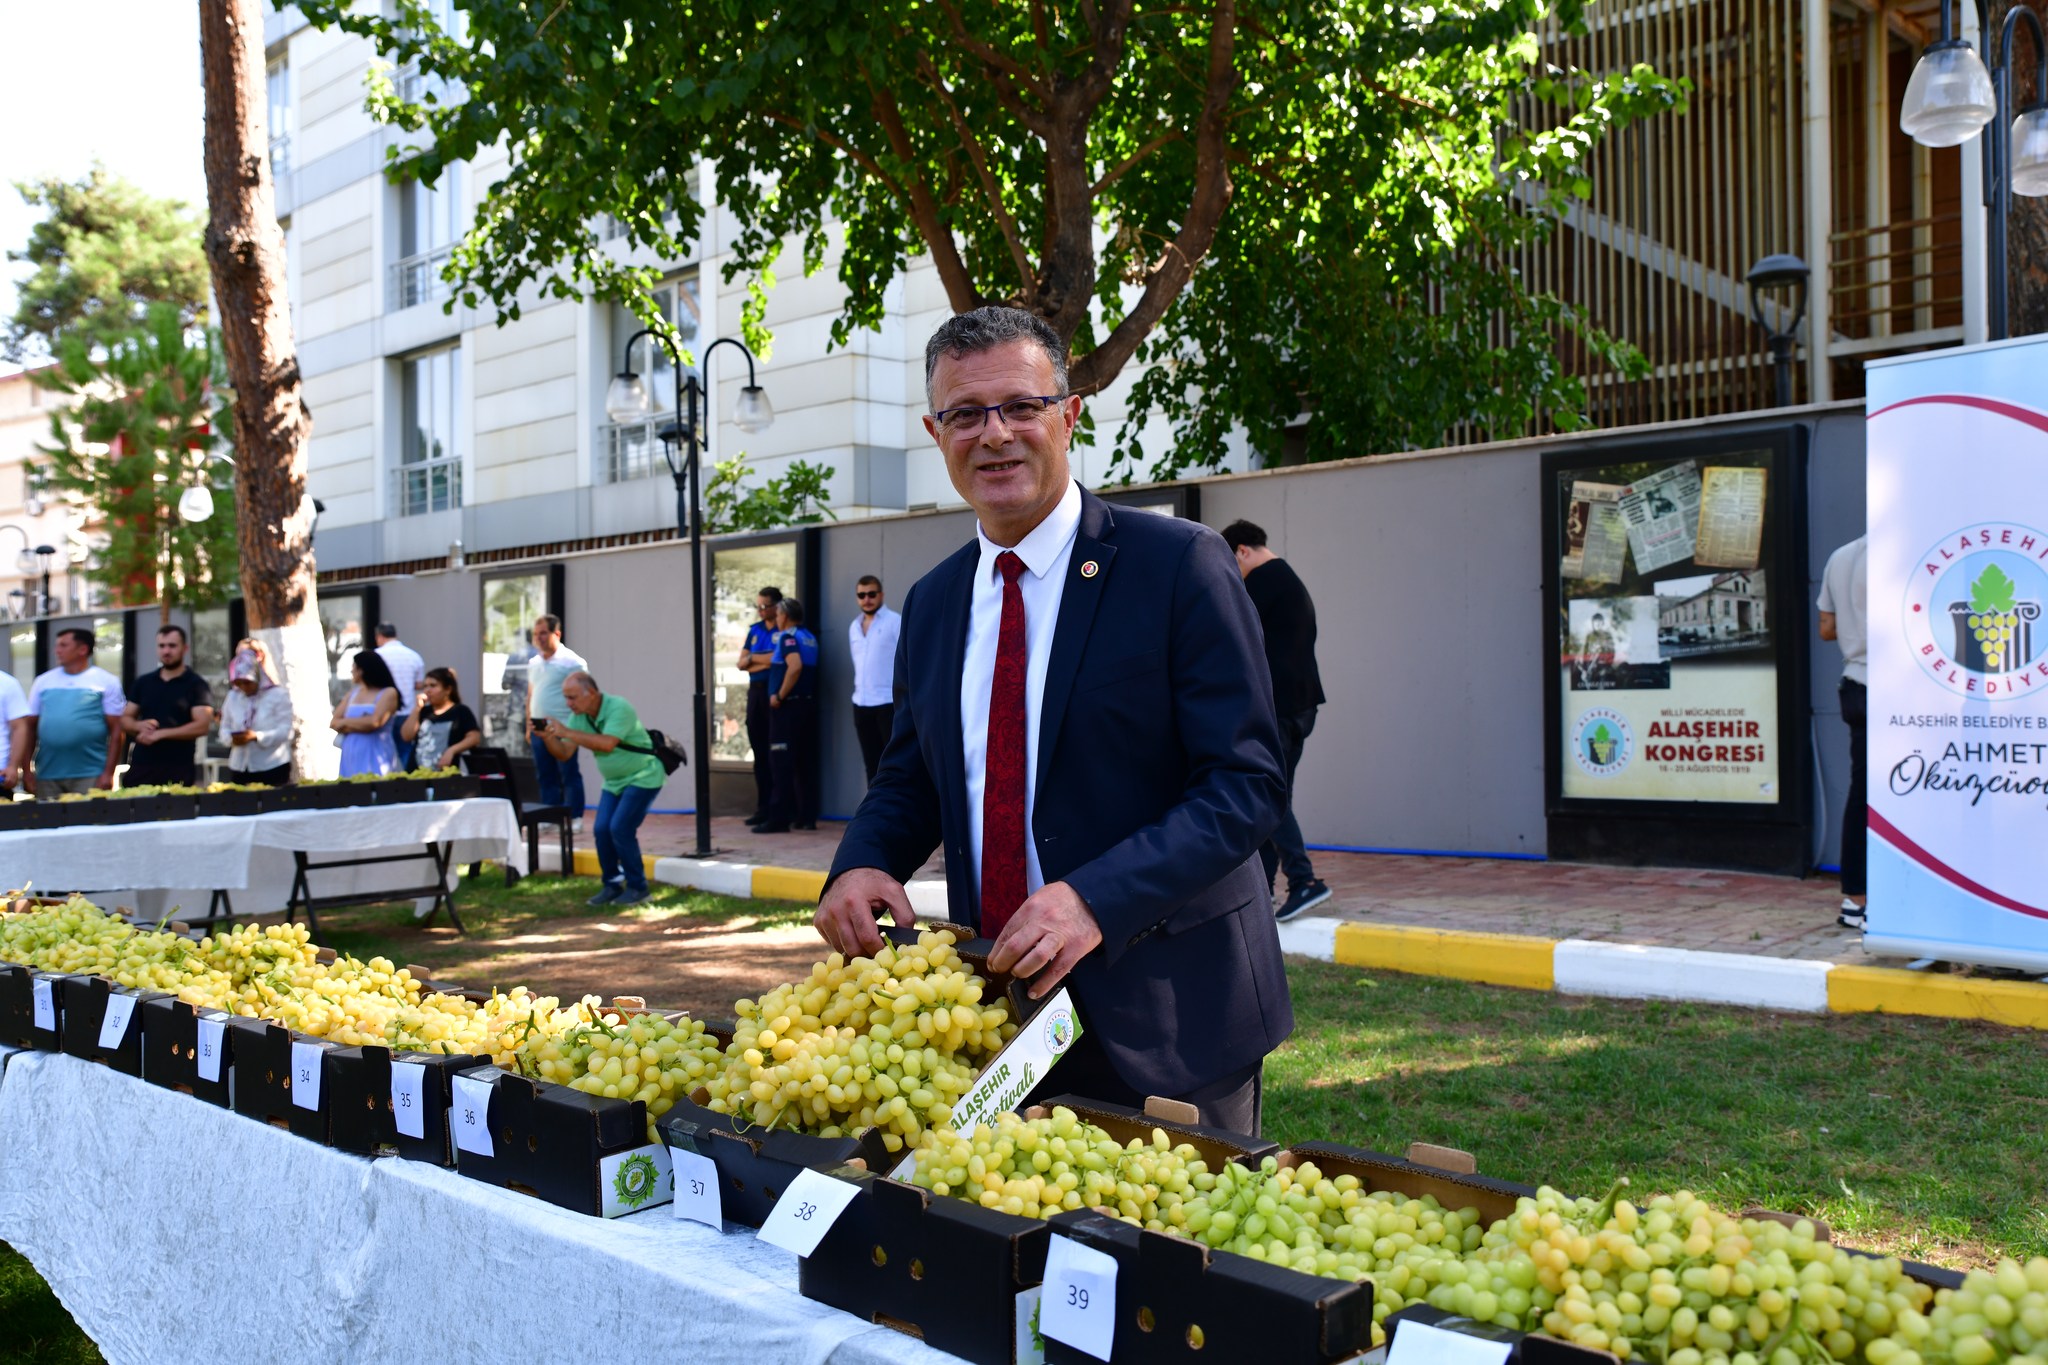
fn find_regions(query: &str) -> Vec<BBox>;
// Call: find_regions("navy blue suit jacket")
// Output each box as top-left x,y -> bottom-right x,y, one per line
827,486 -> 1295,1096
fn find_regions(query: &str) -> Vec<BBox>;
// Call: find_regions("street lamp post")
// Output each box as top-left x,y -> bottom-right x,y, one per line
1745,254 -> 1812,407
1899,0 -> 2048,341
0,527 -> 58,618
605,329 -> 774,859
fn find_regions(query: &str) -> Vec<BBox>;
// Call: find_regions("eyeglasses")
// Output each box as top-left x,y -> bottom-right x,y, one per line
855,590 -> 879,599
930,395 -> 1065,436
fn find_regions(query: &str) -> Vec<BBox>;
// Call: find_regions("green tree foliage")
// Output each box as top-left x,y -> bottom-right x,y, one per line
704,455 -> 838,533
6,164 -> 210,364
298,1 -> 1685,480
35,303 -> 239,614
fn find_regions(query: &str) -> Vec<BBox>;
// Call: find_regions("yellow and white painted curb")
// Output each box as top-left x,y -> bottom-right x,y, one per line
534,850 -> 2048,1032
1277,915 -> 2048,1031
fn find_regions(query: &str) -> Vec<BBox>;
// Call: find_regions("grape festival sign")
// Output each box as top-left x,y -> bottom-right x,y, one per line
1866,338 -> 2048,970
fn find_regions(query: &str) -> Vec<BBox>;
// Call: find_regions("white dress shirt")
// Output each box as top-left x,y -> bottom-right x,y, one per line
961,479 -> 1083,905
377,639 -> 427,701
848,604 -> 902,706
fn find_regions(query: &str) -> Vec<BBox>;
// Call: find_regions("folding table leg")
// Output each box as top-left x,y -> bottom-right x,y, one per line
432,842 -> 465,934
286,853 -> 310,928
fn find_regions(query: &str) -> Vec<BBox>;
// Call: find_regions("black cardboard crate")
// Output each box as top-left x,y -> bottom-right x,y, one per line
802,1166 -> 1052,1365
58,978 -> 161,1075
195,789 -> 277,818
0,801 -> 47,832
453,1067 -> 673,1218
658,1098 -> 890,1228
416,774 -> 481,802
1385,1304 -> 1619,1363
1280,1140 -> 1538,1228
1042,1207 -> 1375,1365
227,1018 -> 338,1140
0,962 -> 45,1047
1032,1094 -> 1281,1169
140,995 -> 206,1096
326,1045 -> 482,1162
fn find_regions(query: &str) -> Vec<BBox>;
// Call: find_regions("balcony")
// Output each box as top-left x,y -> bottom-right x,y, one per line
392,455 -> 463,518
389,246 -> 454,310
599,418 -> 670,484
269,133 -> 291,177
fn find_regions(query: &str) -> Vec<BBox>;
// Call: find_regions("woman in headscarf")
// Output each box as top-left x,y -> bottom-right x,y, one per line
219,638 -> 296,785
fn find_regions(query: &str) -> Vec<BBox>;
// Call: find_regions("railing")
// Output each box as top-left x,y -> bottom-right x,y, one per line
392,456 -> 463,518
1828,211 -> 1964,345
269,133 -> 292,177
599,419 -> 671,484
389,246 -> 454,309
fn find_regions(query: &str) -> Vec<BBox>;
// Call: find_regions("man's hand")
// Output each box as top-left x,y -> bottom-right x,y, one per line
136,720 -> 160,745
93,772 -> 115,791
814,867 -> 915,958
231,731 -> 253,748
986,882 -> 1103,999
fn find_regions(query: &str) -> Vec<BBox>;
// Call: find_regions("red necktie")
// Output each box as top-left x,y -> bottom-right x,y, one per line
980,551 -> 1029,937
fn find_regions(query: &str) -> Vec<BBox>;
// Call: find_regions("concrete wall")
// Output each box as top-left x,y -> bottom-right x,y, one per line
352,401 -> 1868,868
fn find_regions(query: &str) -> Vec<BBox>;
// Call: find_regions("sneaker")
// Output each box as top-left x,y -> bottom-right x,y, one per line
586,882 -> 624,907
613,888 -> 652,907
1838,899 -> 1866,931
570,818 -> 585,834
1276,879 -> 1333,922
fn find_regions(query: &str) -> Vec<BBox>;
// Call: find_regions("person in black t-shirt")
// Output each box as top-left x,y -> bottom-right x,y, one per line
120,624 -> 217,788
401,667 -> 482,772
1222,521 -> 1331,922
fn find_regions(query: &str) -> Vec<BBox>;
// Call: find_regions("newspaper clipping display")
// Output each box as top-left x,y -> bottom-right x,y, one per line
1556,449 -> 1780,805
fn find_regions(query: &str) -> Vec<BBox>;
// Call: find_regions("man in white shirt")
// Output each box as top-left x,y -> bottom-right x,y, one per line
526,613 -> 589,819
0,670 -> 29,797
375,623 -> 428,767
846,574 -> 902,784
1818,535 -> 1868,930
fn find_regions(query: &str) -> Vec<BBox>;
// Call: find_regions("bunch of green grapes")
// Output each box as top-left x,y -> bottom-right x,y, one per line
519,1007 -> 726,1142
702,929 -> 1016,1151
1865,1257 -> 2048,1364
912,1106 -> 1213,1225
1464,1183 -> 1942,1363
0,896 -> 230,994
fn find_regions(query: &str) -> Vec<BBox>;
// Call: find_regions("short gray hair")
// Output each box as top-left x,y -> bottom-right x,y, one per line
564,670 -> 601,695
924,306 -> 1068,410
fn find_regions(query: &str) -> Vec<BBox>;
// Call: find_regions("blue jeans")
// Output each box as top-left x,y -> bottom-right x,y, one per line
593,784 -> 657,894
529,731 -> 587,815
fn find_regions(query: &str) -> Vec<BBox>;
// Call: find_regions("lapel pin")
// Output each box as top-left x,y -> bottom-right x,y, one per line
1080,560 -> 1099,579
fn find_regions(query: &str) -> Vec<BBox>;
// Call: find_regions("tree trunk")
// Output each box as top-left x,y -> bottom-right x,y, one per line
198,0 -> 333,779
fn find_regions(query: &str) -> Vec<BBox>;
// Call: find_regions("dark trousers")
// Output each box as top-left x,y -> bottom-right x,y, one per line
238,762 -> 291,787
1025,1027 -> 1265,1137
747,685 -> 772,816
1260,706 -> 1319,892
529,731 -> 587,815
1841,679 -> 1867,898
852,702 -> 895,784
389,713 -> 415,770
767,695 -> 818,825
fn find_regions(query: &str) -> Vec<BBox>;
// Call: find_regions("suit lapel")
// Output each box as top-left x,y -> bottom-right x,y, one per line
1035,490 -> 1117,795
935,543 -> 977,845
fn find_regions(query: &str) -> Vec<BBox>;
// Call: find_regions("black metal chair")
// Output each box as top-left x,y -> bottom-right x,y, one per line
467,746 -> 573,885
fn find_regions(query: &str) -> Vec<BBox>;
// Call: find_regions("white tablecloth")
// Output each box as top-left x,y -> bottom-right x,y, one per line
0,1048 -> 963,1365
0,799 -> 523,918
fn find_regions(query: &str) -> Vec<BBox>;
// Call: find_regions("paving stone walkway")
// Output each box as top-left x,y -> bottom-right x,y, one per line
627,814 -> 1892,965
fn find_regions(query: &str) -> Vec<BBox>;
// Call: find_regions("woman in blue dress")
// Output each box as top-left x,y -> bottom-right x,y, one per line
330,649 -> 402,776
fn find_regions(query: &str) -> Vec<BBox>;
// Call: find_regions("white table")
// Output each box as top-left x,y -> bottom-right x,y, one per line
0,799 -> 523,920
0,1048 -> 964,1365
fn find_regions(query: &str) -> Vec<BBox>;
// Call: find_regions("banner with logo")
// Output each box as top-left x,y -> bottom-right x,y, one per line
1866,339 -> 2048,970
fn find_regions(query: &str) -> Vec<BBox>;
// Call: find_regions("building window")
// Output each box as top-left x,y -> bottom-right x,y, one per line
397,346 -> 462,516
600,270 -> 703,483
318,591 -> 370,707
391,170 -> 464,308
267,52 -> 294,175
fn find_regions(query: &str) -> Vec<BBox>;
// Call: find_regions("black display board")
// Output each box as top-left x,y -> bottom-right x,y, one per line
1541,427 -> 1812,874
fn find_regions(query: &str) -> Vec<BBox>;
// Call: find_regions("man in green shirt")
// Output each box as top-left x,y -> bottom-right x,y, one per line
537,671 -> 666,906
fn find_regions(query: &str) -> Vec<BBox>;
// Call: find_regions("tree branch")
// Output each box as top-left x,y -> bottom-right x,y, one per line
760,111 -> 906,199
916,52 -> 1038,305
866,86 -> 984,314
1070,0 -> 1236,396
1092,129 -> 1182,196
935,0 -> 1050,114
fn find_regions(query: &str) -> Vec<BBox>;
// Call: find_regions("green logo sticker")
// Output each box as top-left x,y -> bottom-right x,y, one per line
614,1152 -> 660,1209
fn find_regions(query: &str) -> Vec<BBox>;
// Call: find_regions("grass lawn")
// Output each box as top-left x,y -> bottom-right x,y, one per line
7,893 -> 2046,1356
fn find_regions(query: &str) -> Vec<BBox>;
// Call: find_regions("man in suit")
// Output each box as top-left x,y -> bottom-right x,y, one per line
816,306 -> 1293,1132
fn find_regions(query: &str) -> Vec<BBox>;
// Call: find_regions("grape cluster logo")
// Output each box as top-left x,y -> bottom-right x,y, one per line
1905,524 -> 2048,699
1570,708 -> 1633,777
1041,1006 -> 1076,1054
613,1152 -> 660,1209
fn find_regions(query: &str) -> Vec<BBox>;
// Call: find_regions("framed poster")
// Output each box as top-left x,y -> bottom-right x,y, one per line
1541,427 -> 1811,873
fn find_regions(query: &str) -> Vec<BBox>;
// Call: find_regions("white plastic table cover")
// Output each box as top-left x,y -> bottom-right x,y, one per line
0,798 -> 523,918
0,1047 -> 965,1365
